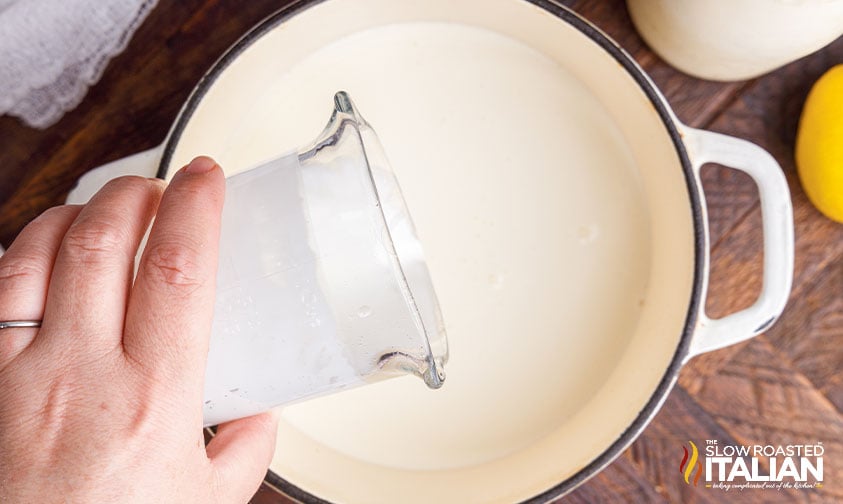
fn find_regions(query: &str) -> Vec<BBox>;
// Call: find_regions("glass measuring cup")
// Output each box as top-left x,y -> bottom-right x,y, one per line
203,92 -> 448,426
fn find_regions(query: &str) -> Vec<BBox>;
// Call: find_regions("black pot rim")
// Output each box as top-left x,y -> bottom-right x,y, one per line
159,1 -> 705,502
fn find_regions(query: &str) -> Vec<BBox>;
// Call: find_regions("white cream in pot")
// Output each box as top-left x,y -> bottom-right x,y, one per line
208,22 -> 649,471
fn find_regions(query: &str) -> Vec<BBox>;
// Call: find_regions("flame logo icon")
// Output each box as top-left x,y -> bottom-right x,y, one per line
679,440 -> 703,486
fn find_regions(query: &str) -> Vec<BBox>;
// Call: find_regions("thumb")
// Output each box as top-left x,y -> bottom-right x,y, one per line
206,411 -> 279,503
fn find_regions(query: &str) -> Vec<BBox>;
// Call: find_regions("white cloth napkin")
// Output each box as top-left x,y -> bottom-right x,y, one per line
0,0 -> 158,128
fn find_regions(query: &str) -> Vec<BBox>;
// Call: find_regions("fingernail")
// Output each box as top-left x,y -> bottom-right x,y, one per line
183,156 -> 217,174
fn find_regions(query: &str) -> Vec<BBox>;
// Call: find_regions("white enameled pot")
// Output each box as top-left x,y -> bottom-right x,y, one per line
67,0 -> 794,502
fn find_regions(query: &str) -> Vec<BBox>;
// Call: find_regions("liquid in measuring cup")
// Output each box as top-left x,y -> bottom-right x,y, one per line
201,92 -> 448,426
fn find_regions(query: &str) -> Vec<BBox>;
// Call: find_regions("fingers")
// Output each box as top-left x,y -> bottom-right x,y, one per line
37,177 -> 165,356
123,157 -> 224,387
0,205 -> 82,367
206,412 -> 279,503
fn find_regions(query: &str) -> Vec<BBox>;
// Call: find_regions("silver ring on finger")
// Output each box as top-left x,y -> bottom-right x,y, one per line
0,320 -> 42,330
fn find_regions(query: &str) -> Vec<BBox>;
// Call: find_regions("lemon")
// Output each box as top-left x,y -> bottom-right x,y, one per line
796,64 -> 843,223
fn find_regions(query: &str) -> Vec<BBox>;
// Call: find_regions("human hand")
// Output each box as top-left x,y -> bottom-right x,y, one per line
0,157 -> 278,503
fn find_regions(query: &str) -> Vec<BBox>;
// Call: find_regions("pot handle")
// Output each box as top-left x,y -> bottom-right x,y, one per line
66,146 -> 163,204
684,127 -> 794,358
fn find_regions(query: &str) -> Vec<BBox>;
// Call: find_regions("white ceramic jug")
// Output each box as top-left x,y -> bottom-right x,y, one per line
627,0 -> 843,81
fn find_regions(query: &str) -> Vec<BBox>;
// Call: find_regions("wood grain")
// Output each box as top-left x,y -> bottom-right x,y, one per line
0,0 -> 840,503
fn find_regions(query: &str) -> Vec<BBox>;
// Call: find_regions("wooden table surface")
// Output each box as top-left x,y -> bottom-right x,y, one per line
1,1 -> 840,503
